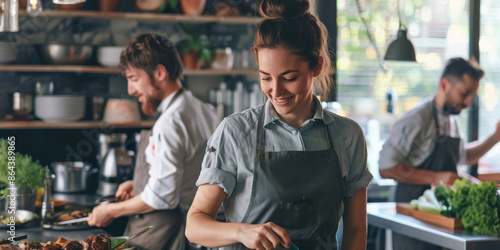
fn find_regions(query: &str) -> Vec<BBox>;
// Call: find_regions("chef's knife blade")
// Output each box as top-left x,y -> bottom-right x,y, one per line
55,217 -> 89,225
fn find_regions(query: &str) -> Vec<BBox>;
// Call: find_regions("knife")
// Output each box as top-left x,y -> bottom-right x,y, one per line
55,217 -> 89,225
0,235 -> 27,245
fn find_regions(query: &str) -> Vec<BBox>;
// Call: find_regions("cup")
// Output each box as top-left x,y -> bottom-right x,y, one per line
35,81 -> 54,95
92,96 -> 105,120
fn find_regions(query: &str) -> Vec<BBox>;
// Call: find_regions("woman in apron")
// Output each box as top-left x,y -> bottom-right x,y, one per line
186,0 -> 373,249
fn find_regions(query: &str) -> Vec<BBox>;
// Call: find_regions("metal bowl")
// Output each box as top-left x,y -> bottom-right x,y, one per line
0,209 -> 35,229
36,44 -> 93,65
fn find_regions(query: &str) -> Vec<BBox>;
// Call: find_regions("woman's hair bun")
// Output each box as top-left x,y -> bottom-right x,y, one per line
258,0 -> 310,20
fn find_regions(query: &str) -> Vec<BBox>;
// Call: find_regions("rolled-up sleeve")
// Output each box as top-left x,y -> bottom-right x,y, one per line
345,125 -> 373,197
379,116 -> 423,170
196,118 -> 238,196
141,118 -> 185,210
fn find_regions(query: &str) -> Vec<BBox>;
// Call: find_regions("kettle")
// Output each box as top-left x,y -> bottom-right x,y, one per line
97,133 -> 135,196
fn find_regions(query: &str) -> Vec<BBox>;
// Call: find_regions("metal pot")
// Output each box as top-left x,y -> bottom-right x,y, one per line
36,44 -> 93,65
10,92 -> 32,115
50,162 -> 97,193
0,187 -> 37,213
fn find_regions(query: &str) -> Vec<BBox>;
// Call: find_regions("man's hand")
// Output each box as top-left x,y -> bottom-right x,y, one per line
88,205 -> 115,227
116,180 -> 134,201
434,171 -> 460,186
494,120 -> 500,142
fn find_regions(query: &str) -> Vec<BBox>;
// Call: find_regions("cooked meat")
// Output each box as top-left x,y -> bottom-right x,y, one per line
41,244 -> 62,250
90,234 -> 110,250
18,241 -> 43,249
0,243 -> 19,250
69,211 -> 87,219
78,238 -> 91,250
55,214 -> 74,222
61,241 -> 83,250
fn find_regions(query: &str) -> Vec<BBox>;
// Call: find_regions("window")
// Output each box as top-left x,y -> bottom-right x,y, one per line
478,1 -> 500,173
336,0 -> 470,178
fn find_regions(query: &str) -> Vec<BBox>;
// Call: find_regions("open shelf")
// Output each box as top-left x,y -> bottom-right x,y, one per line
0,65 -> 258,75
19,10 -> 261,24
0,120 -> 155,129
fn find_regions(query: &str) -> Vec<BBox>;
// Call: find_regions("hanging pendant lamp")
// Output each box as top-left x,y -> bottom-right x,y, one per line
384,29 -> 416,61
384,0 -> 417,62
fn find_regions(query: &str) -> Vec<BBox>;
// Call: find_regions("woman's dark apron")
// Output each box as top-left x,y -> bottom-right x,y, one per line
393,102 -> 460,250
124,89 -> 186,250
227,108 -> 345,249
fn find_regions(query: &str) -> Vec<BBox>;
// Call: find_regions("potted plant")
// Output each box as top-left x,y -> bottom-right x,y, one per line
0,139 -> 46,213
177,24 -> 211,70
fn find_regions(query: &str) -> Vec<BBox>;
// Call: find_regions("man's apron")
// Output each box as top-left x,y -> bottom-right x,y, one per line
124,89 -> 186,250
225,108 -> 345,249
393,101 -> 460,250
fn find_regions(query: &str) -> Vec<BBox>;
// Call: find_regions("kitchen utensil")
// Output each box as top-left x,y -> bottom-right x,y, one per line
112,226 -> 153,250
36,43 -> 93,65
55,216 -> 89,225
50,162 -> 97,193
0,235 -> 27,245
10,92 -> 32,115
290,242 -> 300,250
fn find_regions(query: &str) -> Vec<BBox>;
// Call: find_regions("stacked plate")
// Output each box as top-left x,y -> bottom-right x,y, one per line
0,42 -> 17,64
35,95 -> 85,123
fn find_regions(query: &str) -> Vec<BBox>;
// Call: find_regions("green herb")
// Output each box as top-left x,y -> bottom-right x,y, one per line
435,178 -> 500,235
0,139 -> 46,196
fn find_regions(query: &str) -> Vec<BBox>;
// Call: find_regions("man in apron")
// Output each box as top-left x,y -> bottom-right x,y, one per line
88,33 -> 219,250
379,58 -> 500,249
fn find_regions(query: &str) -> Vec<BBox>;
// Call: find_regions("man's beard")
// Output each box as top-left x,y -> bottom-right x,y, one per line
141,97 -> 161,116
443,102 -> 467,115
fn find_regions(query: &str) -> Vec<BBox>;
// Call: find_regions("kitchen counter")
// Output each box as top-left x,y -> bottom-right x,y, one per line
367,202 -> 500,250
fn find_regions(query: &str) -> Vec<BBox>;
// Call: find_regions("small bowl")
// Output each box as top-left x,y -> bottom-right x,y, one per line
97,46 -> 126,67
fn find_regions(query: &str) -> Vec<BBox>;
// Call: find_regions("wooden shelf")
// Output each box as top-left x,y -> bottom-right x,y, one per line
0,65 -> 257,75
19,10 -> 261,24
0,120 -> 155,129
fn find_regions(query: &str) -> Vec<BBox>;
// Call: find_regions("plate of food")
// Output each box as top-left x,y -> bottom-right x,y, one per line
42,210 -> 92,230
0,210 -> 34,229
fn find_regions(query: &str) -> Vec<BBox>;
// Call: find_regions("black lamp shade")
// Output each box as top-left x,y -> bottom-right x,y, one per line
384,29 -> 416,61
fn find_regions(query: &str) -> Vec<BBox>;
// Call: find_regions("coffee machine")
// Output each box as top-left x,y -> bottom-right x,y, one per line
97,133 -> 135,197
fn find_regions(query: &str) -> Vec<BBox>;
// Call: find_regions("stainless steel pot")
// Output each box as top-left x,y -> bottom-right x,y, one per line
50,162 -> 97,193
0,187 -> 36,212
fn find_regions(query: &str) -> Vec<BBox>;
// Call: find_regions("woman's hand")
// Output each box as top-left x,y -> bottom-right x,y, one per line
237,222 -> 291,250
115,180 -> 134,201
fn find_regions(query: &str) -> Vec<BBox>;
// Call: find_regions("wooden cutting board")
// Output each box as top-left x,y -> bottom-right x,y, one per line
396,203 -> 463,229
